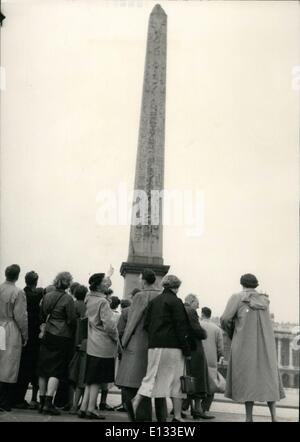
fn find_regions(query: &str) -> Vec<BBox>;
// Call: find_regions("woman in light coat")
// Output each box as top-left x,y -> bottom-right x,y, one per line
220,273 -> 285,422
0,264 -> 28,411
78,271 -> 118,420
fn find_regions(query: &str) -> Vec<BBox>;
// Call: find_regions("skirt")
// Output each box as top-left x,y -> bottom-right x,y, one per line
17,343 -> 40,386
37,332 -> 73,380
85,354 -> 115,385
138,348 -> 186,399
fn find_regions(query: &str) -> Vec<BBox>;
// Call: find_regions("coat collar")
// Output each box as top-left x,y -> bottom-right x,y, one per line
89,290 -> 106,298
162,287 -> 177,296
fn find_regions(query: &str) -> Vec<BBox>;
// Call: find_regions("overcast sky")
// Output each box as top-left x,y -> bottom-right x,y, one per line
0,0 -> 299,322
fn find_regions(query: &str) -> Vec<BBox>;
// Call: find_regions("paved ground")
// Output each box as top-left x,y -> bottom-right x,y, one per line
0,390 -> 298,422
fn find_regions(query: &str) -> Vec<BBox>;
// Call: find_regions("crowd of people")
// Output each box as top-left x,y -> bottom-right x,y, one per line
0,264 -> 285,422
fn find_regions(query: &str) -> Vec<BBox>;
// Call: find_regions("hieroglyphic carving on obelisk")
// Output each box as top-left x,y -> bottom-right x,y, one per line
120,4 -> 170,297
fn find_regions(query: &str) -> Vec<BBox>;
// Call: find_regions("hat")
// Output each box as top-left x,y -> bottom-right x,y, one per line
240,273 -> 259,289
88,273 -> 105,286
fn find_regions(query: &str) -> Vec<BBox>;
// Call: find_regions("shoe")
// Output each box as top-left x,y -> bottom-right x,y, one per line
193,411 -> 215,420
77,410 -> 87,419
43,404 -> 61,416
0,406 -> 11,412
38,396 -> 46,414
99,403 -> 114,411
13,401 -> 30,410
86,411 -> 106,420
114,404 -> 127,412
172,418 -> 185,422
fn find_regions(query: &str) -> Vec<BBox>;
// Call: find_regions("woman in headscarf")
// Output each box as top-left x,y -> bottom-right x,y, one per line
220,273 -> 285,422
78,270 -> 118,420
37,271 -> 76,415
131,274 -> 191,422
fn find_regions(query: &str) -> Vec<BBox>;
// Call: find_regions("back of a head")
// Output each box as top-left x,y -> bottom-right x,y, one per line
121,299 -> 131,309
201,307 -> 212,318
70,282 -> 80,295
45,285 -> 56,294
105,288 -> 114,296
25,271 -> 39,287
74,284 -> 88,301
162,274 -> 182,291
130,288 -> 140,298
240,273 -> 259,289
53,271 -> 73,290
185,293 -> 197,306
142,269 -> 156,285
110,296 -> 121,310
5,264 -> 21,282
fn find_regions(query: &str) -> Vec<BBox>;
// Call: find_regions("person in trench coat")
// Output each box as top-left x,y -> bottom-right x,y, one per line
220,273 -> 285,422
0,264 -> 28,411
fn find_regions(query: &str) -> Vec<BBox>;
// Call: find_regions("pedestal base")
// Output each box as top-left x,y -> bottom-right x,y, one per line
120,261 -> 170,298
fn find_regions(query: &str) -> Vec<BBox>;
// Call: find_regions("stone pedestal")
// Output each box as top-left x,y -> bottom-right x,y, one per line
120,261 -> 169,298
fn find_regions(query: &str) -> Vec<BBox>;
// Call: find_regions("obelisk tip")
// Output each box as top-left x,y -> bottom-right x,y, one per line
151,4 -> 167,16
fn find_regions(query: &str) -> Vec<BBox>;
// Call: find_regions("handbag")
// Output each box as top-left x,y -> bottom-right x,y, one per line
208,367 -> 226,394
38,293 -> 65,340
180,358 -> 201,395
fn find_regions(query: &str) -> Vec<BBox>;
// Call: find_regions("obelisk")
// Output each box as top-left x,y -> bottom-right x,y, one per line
120,4 -> 170,297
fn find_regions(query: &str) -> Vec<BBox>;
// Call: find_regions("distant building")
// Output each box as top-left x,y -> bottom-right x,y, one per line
273,322 -> 299,388
212,317 -> 299,389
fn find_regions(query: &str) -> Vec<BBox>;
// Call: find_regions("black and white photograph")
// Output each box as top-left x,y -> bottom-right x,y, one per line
0,0 -> 299,427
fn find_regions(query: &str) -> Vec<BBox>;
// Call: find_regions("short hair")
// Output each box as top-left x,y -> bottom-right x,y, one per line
88,273 -> 105,292
5,264 -> 21,282
70,282 -> 80,295
110,296 -> 121,310
240,273 -> 259,289
162,274 -> 182,290
74,284 -> 88,301
105,288 -> 114,296
25,271 -> 39,287
142,269 -> 156,285
185,293 -> 198,306
121,299 -> 131,309
53,272 -> 73,289
130,288 -> 140,298
202,307 -> 212,318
